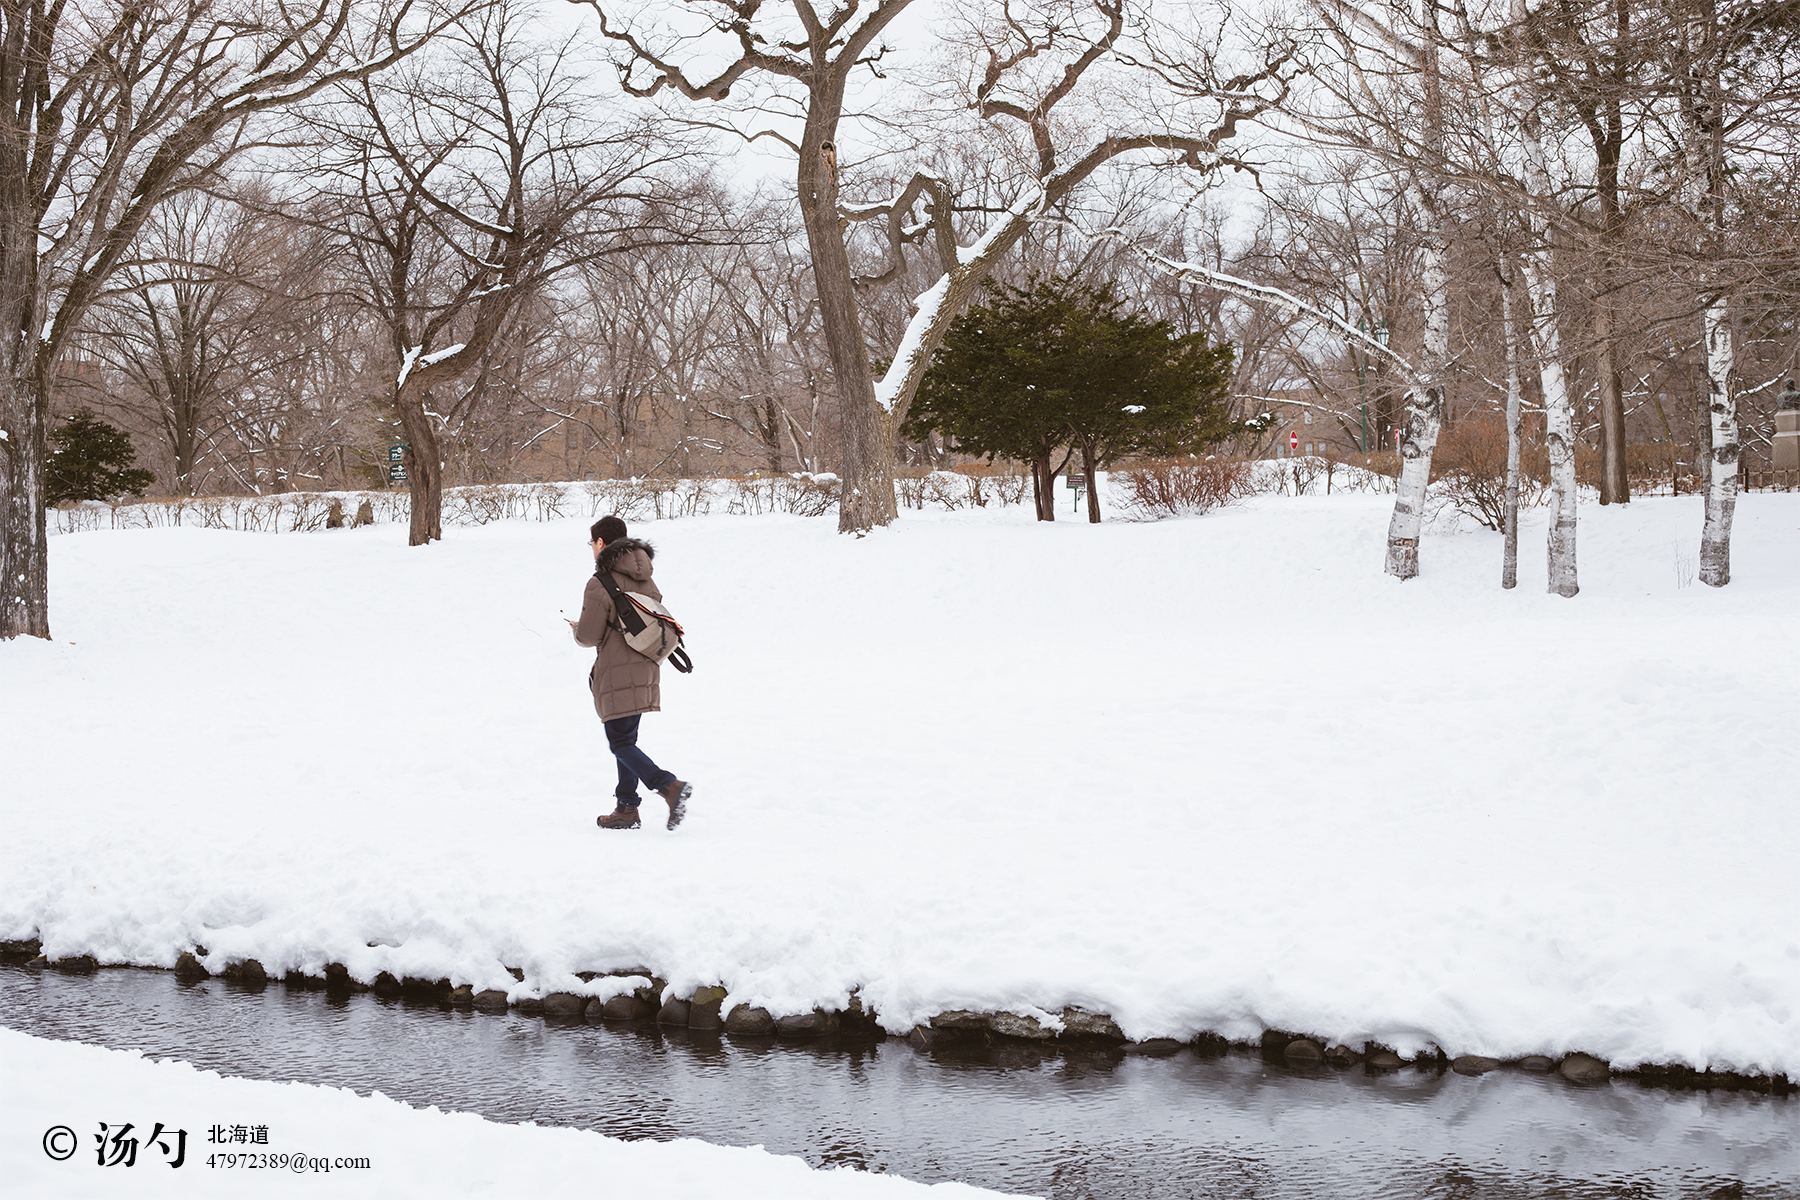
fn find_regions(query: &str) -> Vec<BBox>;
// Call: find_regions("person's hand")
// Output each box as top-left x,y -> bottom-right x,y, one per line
566,619 -> 579,633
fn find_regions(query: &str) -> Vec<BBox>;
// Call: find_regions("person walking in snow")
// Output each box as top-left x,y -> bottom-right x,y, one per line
568,514 -> 692,830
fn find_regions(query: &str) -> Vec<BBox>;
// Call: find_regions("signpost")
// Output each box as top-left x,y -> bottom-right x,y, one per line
387,442 -> 409,484
1289,431 -> 1299,453
1067,469 -> 1086,511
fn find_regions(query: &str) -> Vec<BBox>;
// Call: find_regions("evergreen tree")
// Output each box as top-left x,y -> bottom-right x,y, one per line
46,409 -> 155,504
905,276 -> 1234,521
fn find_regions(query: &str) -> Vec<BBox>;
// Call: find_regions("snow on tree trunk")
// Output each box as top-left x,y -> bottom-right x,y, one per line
1698,297 -> 1738,586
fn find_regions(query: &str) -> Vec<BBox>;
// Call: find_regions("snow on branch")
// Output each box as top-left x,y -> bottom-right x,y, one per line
1100,230 -> 1422,380
875,276 -> 950,411
396,345 -> 423,389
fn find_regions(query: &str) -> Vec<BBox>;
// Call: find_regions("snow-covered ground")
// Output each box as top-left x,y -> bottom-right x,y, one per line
0,1028 -> 1013,1197
3,488 -> 1797,1076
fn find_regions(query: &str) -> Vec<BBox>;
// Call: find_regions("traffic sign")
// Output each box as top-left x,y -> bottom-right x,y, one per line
1289,431 -> 1299,451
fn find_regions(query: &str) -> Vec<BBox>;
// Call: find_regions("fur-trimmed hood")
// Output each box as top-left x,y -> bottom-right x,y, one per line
595,536 -> 655,583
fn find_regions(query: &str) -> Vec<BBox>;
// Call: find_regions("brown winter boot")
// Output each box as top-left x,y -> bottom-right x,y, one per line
658,781 -> 691,831
596,804 -> 642,830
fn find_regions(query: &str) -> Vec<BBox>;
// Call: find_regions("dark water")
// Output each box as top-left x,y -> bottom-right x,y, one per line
2,965 -> 1794,1199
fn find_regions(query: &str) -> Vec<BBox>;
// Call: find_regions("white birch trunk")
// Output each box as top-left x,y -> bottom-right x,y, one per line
1384,216 -> 1447,579
1380,0 -> 1450,581
1681,8 -> 1738,588
1499,264 -> 1523,590
1698,298 -> 1738,585
1520,252 -> 1578,598
1514,102 -> 1579,597
1521,271 -> 1577,601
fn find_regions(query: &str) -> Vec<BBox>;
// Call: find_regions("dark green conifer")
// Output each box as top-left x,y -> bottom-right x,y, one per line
904,276 -> 1234,521
46,409 -> 155,504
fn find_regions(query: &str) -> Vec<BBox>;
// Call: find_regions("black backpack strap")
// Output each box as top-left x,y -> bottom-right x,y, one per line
668,646 -> 693,674
595,569 -> 648,635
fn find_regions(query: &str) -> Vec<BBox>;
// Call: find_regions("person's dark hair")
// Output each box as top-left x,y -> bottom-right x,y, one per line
590,515 -> 628,544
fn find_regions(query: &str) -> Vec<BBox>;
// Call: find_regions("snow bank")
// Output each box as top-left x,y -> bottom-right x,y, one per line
0,1029 -> 1015,1198
2,492 -> 1797,1075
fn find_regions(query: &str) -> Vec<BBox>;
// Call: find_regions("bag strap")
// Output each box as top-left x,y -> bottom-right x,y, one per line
595,565 -> 692,674
595,569 -> 648,636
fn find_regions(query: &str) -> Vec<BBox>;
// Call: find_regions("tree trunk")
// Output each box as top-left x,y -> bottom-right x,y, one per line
1031,455 -> 1056,522
1511,83 -> 1580,598
1594,305 -> 1630,504
1684,6 -> 1736,587
793,93 -> 895,534
396,392 -> 443,545
1081,441 -> 1102,523
1692,379 -> 1706,482
1521,252 -> 1579,598
1382,11 -> 1449,581
1500,265 -> 1523,590
1383,223 -> 1447,579
1698,297 -> 1737,586
0,371 -> 50,640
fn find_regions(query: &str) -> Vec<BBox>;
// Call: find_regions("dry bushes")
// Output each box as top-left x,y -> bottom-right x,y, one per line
1430,415 -> 1547,530
1113,457 -> 1253,517
952,463 -> 1028,507
723,474 -> 839,517
654,479 -> 712,518
896,464 -> 1029,510
449,485 -> 517,525
1575,442 -> 1691,496
582,478 -> 657,520
55,490 -> 407,534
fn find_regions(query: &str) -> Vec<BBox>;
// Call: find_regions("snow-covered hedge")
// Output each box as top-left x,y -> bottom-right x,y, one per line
48,475 -> 860,535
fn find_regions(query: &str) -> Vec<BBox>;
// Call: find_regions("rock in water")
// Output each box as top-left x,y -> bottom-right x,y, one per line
1452,1055 -> 1501,1076
1284,1038 -> 1325,1065
1559,1053 -> 1610,1084
726,1005 -> 776,1035
688,986 -> 727,1030
775,1010 -> 840,1037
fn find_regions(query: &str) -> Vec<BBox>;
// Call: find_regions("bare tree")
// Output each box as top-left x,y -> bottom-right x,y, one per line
316,0 -> 690,544
0,0 -> 458,639
581,0 -> 1292,533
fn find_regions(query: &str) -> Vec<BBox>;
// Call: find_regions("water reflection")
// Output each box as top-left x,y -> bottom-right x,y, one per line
1,965 -> 1792,1199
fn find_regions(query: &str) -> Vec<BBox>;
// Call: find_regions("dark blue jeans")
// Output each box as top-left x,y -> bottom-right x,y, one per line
604,714 -> 676,809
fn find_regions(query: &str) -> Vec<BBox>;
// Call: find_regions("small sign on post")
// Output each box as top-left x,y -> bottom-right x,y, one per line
1289,431 -> 1299,452
387,441 -> 409,484
1067,469 -> 1086,511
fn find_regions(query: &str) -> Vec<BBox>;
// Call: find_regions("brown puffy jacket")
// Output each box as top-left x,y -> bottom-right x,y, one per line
573,537 -> 662,721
